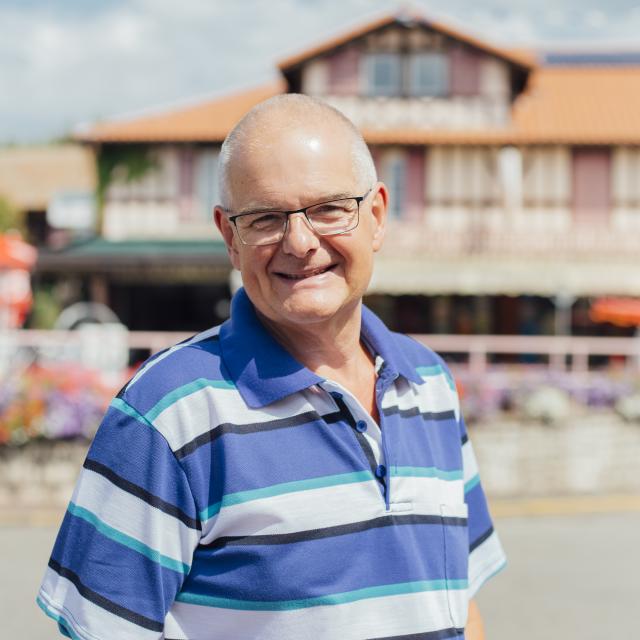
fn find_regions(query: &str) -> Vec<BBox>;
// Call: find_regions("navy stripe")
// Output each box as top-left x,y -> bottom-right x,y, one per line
383,406 -> 456,422
83,457 -> 201,531
48,558 -> 163,632
174,410 -> 342,460
369,627 -> 465,640
184,522 -> 469,602
470,524 -> 494,553
203,513 -> 467,550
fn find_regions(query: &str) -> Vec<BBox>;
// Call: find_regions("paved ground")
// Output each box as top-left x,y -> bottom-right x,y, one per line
2,503 -> 638,639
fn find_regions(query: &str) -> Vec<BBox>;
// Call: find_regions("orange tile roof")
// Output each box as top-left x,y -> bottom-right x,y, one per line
75,82 -> 285,143
277,11 -> 534,72
75,67 -> 640,146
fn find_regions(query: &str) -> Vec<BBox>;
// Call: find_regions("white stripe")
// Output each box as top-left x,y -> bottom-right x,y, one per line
153,384 -> 337,453
461,439 -> 480,485
38,570 -> 159,640
164,587 -> 467,640
202,476 -> 465,541
71,468 -> 199,568
128,326 -> 220,390
382,375 -> 459,417
468,530 -> 507,598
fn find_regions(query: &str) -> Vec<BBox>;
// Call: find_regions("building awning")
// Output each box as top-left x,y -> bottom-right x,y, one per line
370,257 -> 640,298
36,238 -> 232,283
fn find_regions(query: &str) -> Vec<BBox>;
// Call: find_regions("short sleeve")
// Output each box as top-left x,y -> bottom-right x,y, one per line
458,413 -> 507,597
37,398 -> 201,639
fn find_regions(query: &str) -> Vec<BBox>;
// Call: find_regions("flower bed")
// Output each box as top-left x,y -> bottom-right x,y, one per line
0,363 -> 124,446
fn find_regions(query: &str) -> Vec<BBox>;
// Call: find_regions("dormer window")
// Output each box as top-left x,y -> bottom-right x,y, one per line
367,53 -> 403,96
408,52 -> 449,96
365,51 -> 450,97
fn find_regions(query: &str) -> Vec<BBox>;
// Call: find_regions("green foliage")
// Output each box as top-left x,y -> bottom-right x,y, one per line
0,195 -> 22,233
95,145 -> 158,215
28,286 -> 62,330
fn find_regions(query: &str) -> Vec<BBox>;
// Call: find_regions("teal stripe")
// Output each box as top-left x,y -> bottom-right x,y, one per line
145,377 -> 236,422
416,365 -> 455,391
111,397 -> 154,427
464,474 -> 481,493
200,470 -> 375,521
68,502 -> 189,575
392,466 -> 463,482
36,597 -> 82,640
176,578 -> 468,611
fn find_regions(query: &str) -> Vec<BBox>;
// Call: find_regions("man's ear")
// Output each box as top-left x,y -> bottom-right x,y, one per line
370,182 -> 388,252
214,206 -> 241,270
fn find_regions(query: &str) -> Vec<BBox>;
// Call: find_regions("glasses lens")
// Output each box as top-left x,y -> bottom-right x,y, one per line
235,211 -> 287,245
307,198 -> 359,235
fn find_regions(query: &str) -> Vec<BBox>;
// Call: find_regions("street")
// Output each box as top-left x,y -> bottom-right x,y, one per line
3,507 -> 639,639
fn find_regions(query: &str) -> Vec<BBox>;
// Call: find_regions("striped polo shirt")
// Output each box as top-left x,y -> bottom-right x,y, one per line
38,287 -> 506,640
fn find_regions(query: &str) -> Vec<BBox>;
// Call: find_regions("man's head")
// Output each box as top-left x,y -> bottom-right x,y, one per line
214,94 -> 388,332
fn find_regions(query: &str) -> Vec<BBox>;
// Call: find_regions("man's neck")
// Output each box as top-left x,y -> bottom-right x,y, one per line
257,306 -> 379,419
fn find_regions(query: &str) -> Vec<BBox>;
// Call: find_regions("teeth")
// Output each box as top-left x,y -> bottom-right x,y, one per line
282,266 -> 329,279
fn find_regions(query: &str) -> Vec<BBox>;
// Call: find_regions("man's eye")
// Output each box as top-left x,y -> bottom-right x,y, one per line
247,213 -> 282,229
311,204 -> 348,217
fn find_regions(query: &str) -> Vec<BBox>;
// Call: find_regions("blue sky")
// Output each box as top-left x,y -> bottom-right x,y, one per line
2,0 -> 639,144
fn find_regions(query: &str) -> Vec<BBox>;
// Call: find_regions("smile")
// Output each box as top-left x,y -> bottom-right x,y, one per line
276,265 -> 336,280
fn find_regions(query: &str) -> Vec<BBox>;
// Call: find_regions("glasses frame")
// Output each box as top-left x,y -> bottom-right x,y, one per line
227,187 -> 374,246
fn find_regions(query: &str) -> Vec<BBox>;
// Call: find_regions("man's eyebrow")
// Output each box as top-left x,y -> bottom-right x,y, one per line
237,192 -> 355,215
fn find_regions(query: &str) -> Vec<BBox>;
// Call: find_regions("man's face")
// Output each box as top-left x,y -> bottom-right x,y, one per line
215,121 -> 387,332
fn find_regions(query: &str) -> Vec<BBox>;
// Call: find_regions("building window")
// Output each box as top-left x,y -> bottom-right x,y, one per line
379,151 -> 407,219
408,52 -> 449,96
366,53 -> 402,96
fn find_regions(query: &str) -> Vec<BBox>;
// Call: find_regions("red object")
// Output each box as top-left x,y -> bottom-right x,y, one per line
0,234 -> 37,269
589,297 -> 640,327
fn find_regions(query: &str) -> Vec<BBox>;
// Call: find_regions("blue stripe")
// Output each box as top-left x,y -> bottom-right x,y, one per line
200,470 -> 374,521
67,502 -> 189,575
416,364 -> 456,390
51,513 -> 182,623
36,597 -> 82,640
145,378 -> 236,422
183,519 -> 468,603
177,579 -> 468,611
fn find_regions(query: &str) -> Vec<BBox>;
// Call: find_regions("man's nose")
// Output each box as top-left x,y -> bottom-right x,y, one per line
281,212 -> 320,256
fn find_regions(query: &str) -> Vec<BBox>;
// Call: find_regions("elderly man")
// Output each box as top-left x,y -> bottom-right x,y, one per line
38,95 -> 505,639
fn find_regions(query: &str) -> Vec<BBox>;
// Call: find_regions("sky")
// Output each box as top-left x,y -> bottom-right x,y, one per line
2,0 -> 640,144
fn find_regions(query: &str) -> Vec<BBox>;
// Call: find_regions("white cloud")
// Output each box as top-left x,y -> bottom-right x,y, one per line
2,0 -> 640,143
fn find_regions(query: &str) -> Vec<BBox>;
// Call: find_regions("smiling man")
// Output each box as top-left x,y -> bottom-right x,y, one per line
38,95 -> 505,640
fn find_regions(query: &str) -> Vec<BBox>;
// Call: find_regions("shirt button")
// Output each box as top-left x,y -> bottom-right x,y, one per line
375,464 -> 387,479
355,420 -> 368,433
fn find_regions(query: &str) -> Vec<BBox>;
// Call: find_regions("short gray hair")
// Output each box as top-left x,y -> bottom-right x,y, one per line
218,94 -> 377,209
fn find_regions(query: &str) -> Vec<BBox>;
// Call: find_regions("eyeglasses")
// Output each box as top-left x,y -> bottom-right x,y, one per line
227,188 -> 373,246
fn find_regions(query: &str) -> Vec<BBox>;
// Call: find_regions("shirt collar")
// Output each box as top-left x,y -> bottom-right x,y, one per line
219,287 -> 423,409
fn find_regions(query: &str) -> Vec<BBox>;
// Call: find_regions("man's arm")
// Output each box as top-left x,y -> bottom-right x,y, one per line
466,599 -> 486,640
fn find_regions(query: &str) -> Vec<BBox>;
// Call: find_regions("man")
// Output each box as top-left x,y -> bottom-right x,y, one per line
38,95 -> 505,639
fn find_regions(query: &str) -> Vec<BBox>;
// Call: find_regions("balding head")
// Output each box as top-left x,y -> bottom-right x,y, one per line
218,94 -> 376,210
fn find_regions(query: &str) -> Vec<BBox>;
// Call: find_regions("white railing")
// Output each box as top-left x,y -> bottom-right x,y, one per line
5,330 -> 640,375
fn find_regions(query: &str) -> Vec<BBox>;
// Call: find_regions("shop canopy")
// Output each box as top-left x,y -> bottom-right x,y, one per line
589,297 -> 640,327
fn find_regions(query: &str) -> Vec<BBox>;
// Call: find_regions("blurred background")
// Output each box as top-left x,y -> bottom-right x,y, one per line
1,1 -> 639,637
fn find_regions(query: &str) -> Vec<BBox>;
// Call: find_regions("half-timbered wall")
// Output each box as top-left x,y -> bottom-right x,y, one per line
103,146 -> 220,240
521,146 -> 571,231
612,147 -> 640,230
300,25 -> 513,129
426,146 -> 501,229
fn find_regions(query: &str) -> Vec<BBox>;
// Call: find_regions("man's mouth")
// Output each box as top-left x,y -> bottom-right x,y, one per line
275,265 -> 336,280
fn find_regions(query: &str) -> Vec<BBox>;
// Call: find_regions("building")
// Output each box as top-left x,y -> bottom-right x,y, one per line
39,10 -> 640,335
